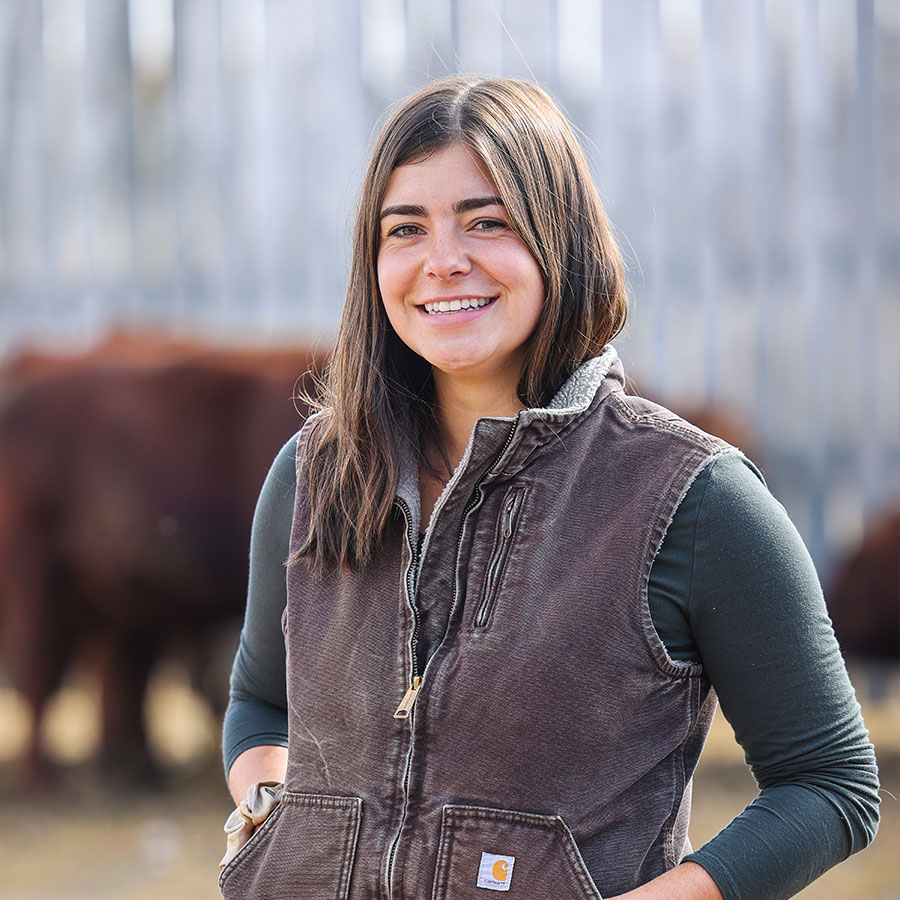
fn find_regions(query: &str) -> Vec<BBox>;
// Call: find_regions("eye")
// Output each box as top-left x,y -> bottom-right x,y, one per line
386,223 -> 423,238
471,218 -> 508,233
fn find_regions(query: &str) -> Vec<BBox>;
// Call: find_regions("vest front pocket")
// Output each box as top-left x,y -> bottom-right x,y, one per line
431,804 -> 603,900
219,791 -> 362,900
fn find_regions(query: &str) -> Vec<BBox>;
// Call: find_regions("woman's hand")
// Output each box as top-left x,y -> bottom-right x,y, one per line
220,780 -> 285,869
227,744 -> 288,805
220,745 -> 289,870
608,862 -> 723,900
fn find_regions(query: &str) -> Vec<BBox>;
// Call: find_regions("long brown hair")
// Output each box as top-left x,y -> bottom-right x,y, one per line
295,76 -> 628,569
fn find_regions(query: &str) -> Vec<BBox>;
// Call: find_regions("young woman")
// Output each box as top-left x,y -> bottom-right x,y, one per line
219,77 -> 879,900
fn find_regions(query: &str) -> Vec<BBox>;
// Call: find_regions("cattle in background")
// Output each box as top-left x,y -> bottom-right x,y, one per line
828,510 -> 900,668
0,337 -> 327,785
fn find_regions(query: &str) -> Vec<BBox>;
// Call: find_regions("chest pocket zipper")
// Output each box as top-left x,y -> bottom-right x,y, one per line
474,486 -> 526,628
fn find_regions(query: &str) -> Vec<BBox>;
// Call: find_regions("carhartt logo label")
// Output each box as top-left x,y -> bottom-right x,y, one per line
476,852 -> 515,891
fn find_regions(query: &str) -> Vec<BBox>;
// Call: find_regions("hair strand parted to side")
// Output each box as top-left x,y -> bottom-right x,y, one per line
292,76 -> 627,571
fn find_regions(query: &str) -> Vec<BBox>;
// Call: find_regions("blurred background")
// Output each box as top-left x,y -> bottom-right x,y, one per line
0,1 -> 897,898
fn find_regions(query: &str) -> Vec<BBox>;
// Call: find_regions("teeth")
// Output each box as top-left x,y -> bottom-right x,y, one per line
423,298 -> 494,315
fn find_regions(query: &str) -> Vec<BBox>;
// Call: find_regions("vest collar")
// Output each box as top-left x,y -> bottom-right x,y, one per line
396,346 -> 622,535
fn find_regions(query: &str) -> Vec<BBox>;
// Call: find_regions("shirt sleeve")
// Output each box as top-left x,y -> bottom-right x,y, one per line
221,432 -> 298,777
673,453 -> 881,900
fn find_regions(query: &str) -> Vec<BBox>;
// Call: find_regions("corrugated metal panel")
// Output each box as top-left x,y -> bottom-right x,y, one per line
0,0 -> 897,571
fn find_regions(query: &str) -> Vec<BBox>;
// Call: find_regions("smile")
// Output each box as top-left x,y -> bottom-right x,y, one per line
422,297 -> 496,315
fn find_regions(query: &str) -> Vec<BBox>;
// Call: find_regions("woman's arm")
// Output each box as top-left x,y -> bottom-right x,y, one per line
611,861 -> 723,900
222,433 -> 299,796
649,453 -> 879,900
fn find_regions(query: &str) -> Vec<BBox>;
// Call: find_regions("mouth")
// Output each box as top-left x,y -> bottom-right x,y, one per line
421,297 -> 497,316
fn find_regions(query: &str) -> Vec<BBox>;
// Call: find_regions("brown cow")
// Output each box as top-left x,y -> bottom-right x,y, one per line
828,510 -> 900,664
0,337 -> 327,785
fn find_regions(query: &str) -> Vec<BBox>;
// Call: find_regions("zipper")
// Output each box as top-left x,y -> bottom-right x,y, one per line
385,418 -> 519,897
385,496 -> 420,895
474,488 -> 524,628
393,496 -> 422,693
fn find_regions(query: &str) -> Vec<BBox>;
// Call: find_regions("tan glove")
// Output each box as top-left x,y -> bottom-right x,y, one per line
219,781 -> 284,870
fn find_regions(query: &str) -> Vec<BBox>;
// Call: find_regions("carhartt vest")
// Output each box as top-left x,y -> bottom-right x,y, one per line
219,350 -> 733,900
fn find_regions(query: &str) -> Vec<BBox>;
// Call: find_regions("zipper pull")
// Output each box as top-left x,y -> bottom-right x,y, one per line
503,498 -> 516,538
393,676 -> 421,719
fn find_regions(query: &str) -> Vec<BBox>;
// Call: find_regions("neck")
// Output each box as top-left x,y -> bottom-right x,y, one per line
430,367 -> 524,473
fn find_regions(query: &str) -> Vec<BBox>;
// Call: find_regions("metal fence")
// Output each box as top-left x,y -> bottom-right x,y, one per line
0,0 -> 898,574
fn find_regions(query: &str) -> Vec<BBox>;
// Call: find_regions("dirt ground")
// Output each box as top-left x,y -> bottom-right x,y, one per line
0,663 -> 897,900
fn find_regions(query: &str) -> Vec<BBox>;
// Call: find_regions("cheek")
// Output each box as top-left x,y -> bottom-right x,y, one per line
376,254 -> 404,309
520,263 -> 546,322
505,247 -> 544,298
375,255 -> 388,298
376,263 -> 410,337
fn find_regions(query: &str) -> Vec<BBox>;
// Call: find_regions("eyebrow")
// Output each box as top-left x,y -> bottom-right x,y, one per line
455,195 -> 504,214
379,196 -> 505,220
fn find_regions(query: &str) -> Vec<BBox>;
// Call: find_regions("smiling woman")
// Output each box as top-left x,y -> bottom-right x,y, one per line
293,77 -> 627,565
219,76 -> 879,900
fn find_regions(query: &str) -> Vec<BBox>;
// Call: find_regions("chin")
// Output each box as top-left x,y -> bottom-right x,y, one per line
419,348 -> 489,376
433,358 -> 513,383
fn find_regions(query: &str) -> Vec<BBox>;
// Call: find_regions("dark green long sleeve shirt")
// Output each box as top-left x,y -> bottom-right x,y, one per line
223,435 -> 879,900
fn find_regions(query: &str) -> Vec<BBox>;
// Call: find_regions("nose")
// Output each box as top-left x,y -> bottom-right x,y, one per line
423,228 -> 471,280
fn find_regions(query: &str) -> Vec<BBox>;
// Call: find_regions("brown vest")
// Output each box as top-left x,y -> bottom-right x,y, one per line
219,352 -> 732,900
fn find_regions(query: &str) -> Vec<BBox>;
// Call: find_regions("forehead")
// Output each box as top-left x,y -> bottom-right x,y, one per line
380,143 -> 499,208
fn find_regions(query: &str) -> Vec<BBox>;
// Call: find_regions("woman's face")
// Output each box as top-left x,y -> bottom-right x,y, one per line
376,142 -> 544,391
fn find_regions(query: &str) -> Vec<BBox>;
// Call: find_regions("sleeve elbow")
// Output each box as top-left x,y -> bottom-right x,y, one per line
843,762 -> 881,853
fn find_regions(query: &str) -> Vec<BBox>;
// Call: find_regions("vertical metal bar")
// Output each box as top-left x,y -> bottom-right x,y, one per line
753,0 -> 774,483
634,0 -> 663,391
172,0 -> 186,329
0,2 -> 17,352
797,0 -> 827,566
698,0 -> 718,405
854,0 -> 879,513
122,0 -> 139,332
654,0 -> 702,402
216,0 -> 234,337
38,0 -> 53,340
456,0 -> 504,73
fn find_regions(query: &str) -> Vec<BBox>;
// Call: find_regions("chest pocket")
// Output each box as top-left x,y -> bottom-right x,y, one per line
473,486 -> 526,628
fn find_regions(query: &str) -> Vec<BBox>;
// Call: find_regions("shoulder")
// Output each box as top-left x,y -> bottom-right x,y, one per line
293,408 -> 331,471
660,449 -> 772,561
658,453 -> 769,606
614,393 -> 731,448
583,390 -> 734,470
271,430 -> 301,482
691,452 -> 790,543
686,451 -> 818,614
254,431 -> 301,524
683,451 -> 768,515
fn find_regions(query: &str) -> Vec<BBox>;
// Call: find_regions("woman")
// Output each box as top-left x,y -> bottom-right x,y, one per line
219,77 -> 879,900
